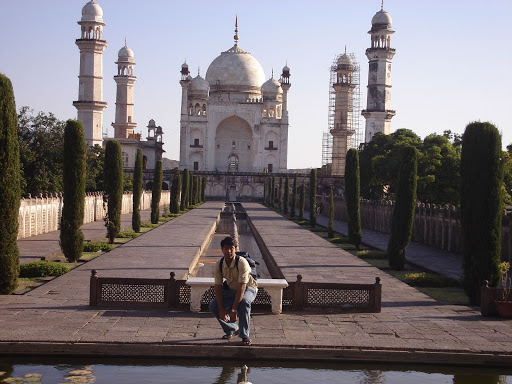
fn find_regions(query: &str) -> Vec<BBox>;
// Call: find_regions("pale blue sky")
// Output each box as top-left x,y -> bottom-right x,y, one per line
1,0 -> 511,168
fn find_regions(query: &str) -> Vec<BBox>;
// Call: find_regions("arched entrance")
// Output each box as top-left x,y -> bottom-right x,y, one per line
215,116 -> 253,172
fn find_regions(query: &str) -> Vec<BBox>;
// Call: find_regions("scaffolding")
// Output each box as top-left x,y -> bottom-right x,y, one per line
322,52 -> 362,168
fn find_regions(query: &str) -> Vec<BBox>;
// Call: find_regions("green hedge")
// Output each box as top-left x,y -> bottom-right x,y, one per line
83,242 -> 113,252
357,250 -> 387,259
20,261 -> 70,278
405,272 -> 457,288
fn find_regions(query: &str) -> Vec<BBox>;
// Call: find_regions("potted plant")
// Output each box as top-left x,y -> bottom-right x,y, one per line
495,261 -> 512,318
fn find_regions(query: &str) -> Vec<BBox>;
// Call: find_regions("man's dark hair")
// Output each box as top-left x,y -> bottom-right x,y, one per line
221,236 -> 235,248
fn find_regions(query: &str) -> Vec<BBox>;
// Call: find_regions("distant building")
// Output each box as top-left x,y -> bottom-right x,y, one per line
362,6 -> 396,142
74,0 -> 163,171
179,19 -> 291,199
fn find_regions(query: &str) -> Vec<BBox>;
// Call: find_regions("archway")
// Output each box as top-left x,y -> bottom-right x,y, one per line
214,116 -> 253,172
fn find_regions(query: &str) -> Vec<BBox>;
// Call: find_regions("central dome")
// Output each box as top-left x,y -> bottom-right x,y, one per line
205,44 -> 265,90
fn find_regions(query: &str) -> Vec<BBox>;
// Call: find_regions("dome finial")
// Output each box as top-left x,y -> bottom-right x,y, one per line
198,67 -> 200,76
381,0 -> 384,10
344,45 -> 347,54
234,15 -> 239,44
271,68 -> 274,79
124,37 -> 127,48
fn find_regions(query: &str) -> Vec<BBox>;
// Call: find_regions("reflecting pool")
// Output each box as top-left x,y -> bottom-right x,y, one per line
0,357 -> 511,384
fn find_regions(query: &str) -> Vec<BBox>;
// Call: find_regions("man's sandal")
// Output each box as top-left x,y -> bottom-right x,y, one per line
222,329 -> 238,340
242,337 -> 252,346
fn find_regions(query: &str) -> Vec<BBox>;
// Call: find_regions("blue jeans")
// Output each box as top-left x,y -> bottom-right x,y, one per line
209,286 -> 257,339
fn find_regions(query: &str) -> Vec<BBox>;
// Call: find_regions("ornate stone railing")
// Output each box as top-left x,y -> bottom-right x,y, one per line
89,271 -> 381,313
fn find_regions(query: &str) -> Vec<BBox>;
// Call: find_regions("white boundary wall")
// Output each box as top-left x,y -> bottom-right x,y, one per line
17,191 -> 170,239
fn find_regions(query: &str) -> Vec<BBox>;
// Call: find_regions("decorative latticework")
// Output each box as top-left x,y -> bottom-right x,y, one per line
101,283 -> 165,303
282,285 -> 295,308
201,287 -> 216,304
306,287 -> 370,308
253,288 -> 272,305
178,285 -> 191,304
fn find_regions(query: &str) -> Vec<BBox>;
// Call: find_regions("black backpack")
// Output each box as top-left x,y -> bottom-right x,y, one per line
219,251 -> 259,280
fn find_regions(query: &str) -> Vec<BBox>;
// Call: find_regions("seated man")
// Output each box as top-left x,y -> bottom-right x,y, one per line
209,236 -> 258,345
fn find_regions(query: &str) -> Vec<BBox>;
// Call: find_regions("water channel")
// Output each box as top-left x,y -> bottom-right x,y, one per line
190,203 -> 271,279
0,357 -> 511,383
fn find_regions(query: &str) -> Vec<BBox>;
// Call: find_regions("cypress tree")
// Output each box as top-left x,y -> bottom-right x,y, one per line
387,146 -> 418,270
299,178 -> 305,221
270,176 -> 275,208
310,168 -> 317,228
181,169 -> 189,211
132,147 -> 143,232
188,171 -> 193,208
328,186 -> 335,238
461,122 -> 503,305
104,140 -> 123,243
170,169 -> 181,213
284,174 -> 289,215
263,178 -> 268,206
151,160 -> 163,224
201,176 -> 207,203
345,148 -> 362,249
278,176 -> 284,212
190,175 -> 196,206
0,74 -> 20,294
291,172 -> 298,217
60,120 -> 86,262
195,176 -> 200,204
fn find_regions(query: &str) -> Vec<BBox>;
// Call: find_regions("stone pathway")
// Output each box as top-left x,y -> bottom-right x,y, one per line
1,202 -> 510,366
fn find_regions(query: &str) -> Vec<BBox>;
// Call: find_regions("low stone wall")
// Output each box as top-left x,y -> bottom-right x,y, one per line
313,196 -> 512,262
17,191 -> 170,239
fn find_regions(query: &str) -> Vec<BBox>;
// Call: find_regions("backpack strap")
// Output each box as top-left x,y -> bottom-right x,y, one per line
219,255 -> 239,277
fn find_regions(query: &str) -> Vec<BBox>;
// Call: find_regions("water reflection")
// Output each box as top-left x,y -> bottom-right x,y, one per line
0,358 -> 511,384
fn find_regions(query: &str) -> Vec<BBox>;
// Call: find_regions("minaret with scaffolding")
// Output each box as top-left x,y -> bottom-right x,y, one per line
322,51 -> 362,175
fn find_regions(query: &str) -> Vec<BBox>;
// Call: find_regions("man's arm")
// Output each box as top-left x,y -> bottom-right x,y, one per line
215,284 -> 229,322
230,282 -> 247,322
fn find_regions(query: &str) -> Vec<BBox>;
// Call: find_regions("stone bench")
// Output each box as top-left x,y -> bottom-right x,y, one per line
186,277 -> 288,314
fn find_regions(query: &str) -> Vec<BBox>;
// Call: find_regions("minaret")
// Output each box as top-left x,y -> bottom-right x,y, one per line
280,64 -> 291,171
112,40 -> 137,139
330,50 -> 356,176
362,5 -> 395,143
73,0 -> 107,147
179,61 -> 191,170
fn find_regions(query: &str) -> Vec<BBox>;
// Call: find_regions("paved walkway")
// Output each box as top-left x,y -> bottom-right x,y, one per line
1,202 -> 511,367
307,211 -> 463,281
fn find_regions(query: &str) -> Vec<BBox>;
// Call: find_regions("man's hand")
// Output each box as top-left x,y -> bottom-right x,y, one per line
230,311 -> 237,322
219,308 -> 229,322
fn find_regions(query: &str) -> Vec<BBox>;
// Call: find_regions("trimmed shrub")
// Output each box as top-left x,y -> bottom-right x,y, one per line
405,272 -> 458,288
116,231 -> 140,239
357,250 -> 387,259
132,148 -> 143,232
181,169 -> 189,211
387,146 -> 418,270
461,122 -> 503,305
284,174 -> 289,215
291,172 -> 298,217
299,179 -> 305,221
60,119 -> 86,263
0,74 -> 20,294
188,171 -> 193,208
20,261 -> 70,278
170,169 -> 181,214
345,148 -> 362,250
328,186 -> 334,238
83,242 -> 113,252
270,176 -> 275,208
104,140 -> 123,243
201,176 -> 206,203
309,168 -> 317,228
278,176 -> 283,212
151,160 -> 163,224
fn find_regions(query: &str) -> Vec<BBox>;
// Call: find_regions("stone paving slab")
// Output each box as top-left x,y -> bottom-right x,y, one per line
0,202 -> 511,367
